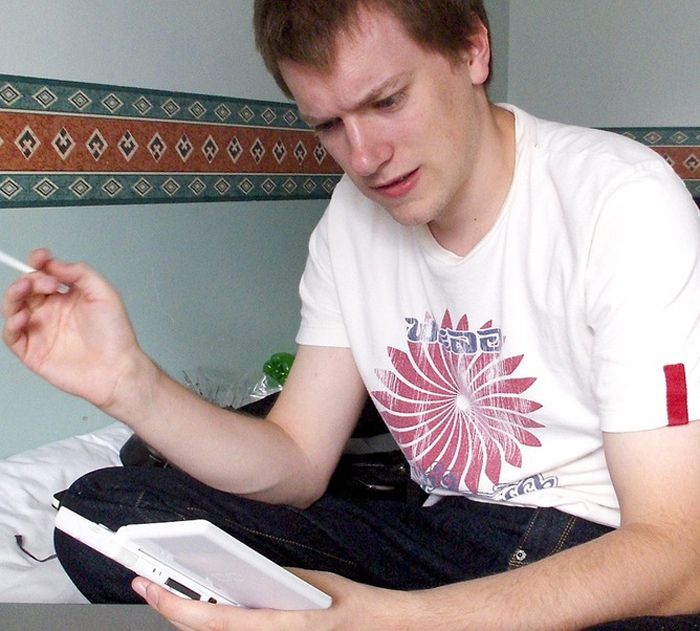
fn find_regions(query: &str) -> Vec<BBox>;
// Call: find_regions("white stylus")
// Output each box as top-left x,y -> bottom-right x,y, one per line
0,249 -> 70,294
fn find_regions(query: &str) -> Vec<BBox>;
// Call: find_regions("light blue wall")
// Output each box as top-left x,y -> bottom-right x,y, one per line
484,0 -> 510,104
0,1 -> 325,456
506,0 -> 700,126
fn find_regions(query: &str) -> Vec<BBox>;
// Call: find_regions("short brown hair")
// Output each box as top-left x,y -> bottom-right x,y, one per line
253,0 -> 491,98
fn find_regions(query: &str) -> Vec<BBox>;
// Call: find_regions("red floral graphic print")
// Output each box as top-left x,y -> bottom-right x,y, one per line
372,311 -> 543,493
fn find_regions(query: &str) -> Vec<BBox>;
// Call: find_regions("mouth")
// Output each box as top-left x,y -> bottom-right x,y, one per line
372,168 -> 420,197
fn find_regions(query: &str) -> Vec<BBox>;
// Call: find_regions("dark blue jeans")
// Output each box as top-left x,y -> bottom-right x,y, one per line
54,466 -> 699,629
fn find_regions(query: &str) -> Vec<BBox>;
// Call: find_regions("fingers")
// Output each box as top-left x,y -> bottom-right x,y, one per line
28,248 -> 52,271
2,305 -> 30,350
26,249 -> 102,293
132,578 -> 310,631
2,273 -> 63,317
133,579 -> 226,631
2,277 -> 30,320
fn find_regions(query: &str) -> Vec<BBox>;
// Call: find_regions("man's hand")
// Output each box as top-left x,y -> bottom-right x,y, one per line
2,249 -> 149,411
132,570 -> 417,631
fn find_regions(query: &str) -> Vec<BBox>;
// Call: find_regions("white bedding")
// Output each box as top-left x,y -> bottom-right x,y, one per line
0,423 -> 131,603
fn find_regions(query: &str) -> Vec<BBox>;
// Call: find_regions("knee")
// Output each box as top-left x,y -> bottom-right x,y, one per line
58,466 -> 135,529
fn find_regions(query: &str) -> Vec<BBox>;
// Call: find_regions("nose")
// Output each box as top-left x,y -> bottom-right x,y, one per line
345,118 -> 392,177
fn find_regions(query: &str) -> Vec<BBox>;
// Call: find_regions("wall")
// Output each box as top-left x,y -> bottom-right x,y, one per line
506,0 -> 700,127
0,1 -> 326,457
484,0 -> 510,104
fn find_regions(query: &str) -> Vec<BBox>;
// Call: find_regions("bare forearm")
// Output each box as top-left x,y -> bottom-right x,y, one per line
406,525 -> 700,630
103,357 -> 320,506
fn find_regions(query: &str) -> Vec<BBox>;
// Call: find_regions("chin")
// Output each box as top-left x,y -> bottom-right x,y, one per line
382,203 -> 435,227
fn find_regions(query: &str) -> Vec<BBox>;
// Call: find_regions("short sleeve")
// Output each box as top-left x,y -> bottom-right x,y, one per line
295,208 -> 351,348
586,168 -> 700,431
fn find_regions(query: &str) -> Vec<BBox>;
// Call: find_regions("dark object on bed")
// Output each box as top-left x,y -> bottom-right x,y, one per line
119,394 -> 418,501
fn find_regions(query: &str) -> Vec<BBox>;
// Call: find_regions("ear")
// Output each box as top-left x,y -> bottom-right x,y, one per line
464,18 -> 491,86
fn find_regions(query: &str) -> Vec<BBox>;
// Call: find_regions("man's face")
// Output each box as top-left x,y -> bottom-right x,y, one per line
279,8 -> 492,230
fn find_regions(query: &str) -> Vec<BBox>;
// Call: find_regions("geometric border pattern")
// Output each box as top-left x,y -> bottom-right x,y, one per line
605,127 -> 700,199
0,74 -> 342,207
1,74 -> 697,207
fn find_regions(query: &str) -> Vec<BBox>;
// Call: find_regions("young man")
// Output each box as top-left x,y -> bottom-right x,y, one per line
3,1 -> 700,628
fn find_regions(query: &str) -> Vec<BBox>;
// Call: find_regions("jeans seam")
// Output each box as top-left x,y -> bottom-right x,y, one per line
551,515 -> 577,555
231,520 -> 358,567
507,508 -> 541,569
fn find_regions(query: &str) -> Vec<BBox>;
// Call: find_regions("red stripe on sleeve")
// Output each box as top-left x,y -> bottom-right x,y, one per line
664,364 -> 689,426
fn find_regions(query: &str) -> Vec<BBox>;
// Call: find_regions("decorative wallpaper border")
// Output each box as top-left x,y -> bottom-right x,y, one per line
0,73 -> 697,208
0,74 -> 342,208
605,127 -> 700,198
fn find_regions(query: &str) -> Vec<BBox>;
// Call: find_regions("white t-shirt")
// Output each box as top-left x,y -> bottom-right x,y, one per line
296,105 -> 700,527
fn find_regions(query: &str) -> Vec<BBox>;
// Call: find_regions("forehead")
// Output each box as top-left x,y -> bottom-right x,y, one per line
279,9 -> 428,117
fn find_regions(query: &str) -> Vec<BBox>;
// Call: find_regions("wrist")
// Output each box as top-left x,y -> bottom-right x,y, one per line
98,349 -> 163,424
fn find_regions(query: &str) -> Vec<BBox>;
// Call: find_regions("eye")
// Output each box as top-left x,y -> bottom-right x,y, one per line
375,90 -> 406,110
313,118 -> 339,133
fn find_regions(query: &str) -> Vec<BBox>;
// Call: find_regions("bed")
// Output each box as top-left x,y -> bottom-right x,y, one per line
0,423 -> 132,602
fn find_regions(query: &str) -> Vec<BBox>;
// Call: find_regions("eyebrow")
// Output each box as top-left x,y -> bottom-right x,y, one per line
301,71 -> 411,128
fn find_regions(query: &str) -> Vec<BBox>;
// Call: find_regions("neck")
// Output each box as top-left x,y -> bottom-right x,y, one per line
429,103 -> 516,257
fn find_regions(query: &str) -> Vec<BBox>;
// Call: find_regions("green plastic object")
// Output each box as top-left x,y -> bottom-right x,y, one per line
262,352 -> 295,386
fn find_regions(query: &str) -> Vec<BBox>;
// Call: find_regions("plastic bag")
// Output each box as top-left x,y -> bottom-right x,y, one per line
181,367 -> 282,410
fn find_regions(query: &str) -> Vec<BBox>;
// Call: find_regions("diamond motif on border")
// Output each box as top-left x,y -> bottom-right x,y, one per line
15,125 -> 41,159
250,138 -> 265,164
313,143 -> 327,165
176,134 -> 193,162
33,177 -> 59,199
261,178 -> 276,194
322,178 -> 337,194
52,127 -> 76,160
214,104 -> 232,121
215,178 -> 231,195
261,108 -> 277,124
283,110 -> 299,126
148,132 -> 167,161
283,178 -> 297,194
684,154 -> 699,173
188,178 -> 206,196
133,178 -> 153,197
238,178 -> 254,195
660,153 -> 674,168
33,87 -> 58,109
86,129 -> 108,161
227,137 -> 243,163
643,131 -> 662,145
161,178 -> 180,196
117,130 -> 139,161
303,179 -> 317,193
294,141 -> 307,164
0,178 -> 22,199
69,178 -> 92,198
202,135 -> 219,164
132,96 -> 153,116
102,178 -> 123,197
238,105 -> 255,123
102,93 -> 124,113
188,101 -> 206,119
0,83 -> 22,106
69,90 -> 91,110
272,140 -> 287,164
670,131 -> 689,144
161,98 -> 180,118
